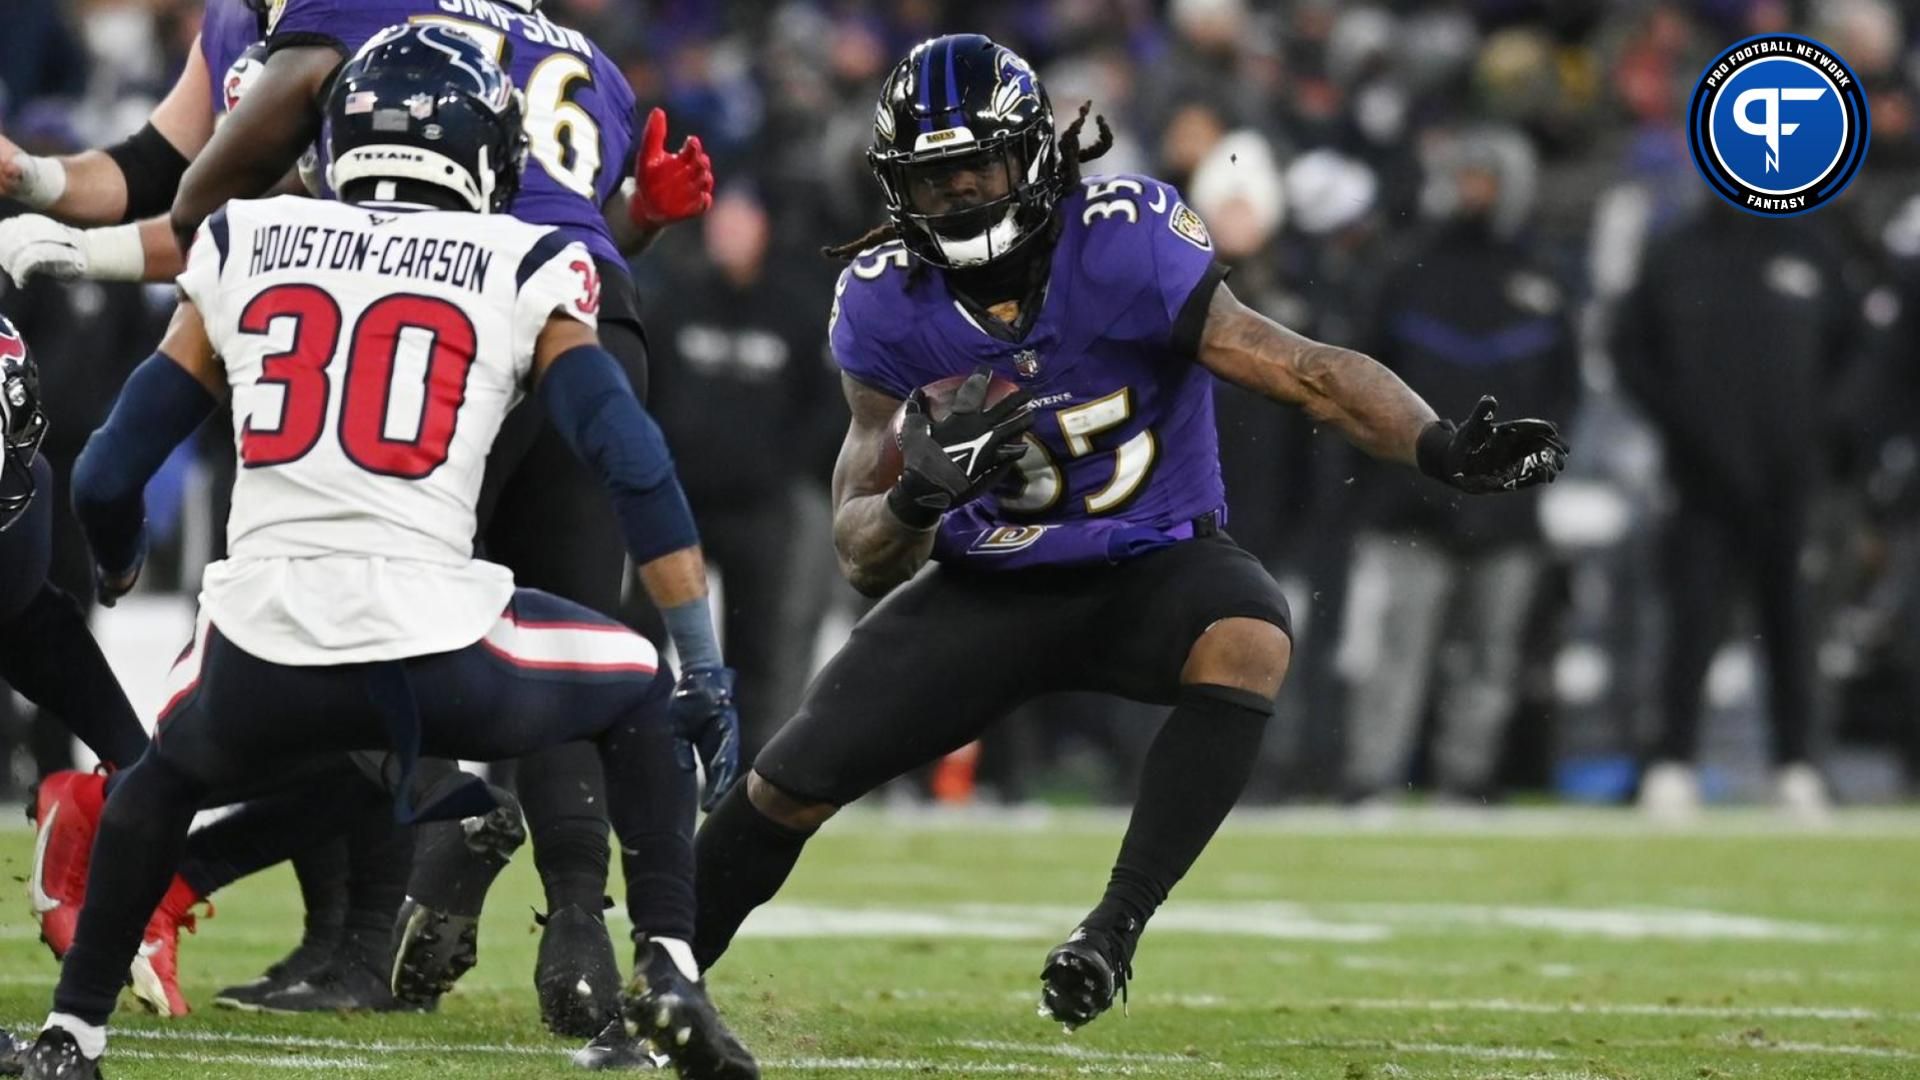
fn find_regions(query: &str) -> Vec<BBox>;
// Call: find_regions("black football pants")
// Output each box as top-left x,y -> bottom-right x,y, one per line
54,590 -> 693,1028
176,287 -> 650,919
1655,493 -> 1815,765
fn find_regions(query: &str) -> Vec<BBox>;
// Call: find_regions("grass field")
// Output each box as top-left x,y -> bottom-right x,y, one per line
2,807 -> 1917,1079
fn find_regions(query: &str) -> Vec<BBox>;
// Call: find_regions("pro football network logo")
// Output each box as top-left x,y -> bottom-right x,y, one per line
1688,34 -> 1869,217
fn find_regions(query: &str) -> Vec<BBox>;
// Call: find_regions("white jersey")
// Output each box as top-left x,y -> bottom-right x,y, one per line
176,195 -> 601,665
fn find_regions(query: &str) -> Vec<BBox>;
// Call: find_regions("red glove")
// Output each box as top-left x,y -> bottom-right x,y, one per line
628,107 -> 714,230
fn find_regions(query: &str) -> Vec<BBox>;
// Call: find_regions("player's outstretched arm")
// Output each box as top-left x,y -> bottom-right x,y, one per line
172,45 -> 339,251
0,38 -> 213,225
1197,283 -> 1567,493
70,301 -> 224,606
830,375 -> 939,597
532,314 -> 740,808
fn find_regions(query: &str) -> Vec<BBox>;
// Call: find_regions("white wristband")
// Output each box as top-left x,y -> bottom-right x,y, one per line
14,154 -> 69,210
80,224 -> 147,281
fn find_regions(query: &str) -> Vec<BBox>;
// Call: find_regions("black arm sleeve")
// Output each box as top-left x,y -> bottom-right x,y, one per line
104,123 -> 191,223
1171,261 -> 1231,359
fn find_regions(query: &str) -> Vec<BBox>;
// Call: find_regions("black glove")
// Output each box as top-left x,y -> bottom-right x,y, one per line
1416,396 -> 1569,494
887,365 -> 1034,529
668,666 -> 742,812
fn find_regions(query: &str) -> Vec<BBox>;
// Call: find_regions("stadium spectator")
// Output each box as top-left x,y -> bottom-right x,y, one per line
1336,126 -> 1579,804
1611,203 -> 1860,821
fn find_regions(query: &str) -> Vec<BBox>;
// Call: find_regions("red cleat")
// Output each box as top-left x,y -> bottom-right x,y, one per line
129,876 -> 209,1017
27,770 -> 106,959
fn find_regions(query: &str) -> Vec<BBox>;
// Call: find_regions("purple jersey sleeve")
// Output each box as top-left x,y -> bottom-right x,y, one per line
200,0 -> 263,117
1069,174 -> 1223,356
827,241 -> 930,400
266,0 -> 405,53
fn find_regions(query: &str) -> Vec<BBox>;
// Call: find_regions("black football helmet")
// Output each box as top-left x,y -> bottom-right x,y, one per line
0,316 -> 46,532
869,34 -> 1061,268
323,23 -> 528,213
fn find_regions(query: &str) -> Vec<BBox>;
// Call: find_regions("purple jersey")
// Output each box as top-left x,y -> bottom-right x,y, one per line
831,173 -> 1228,571
200,0 -> 265,118
268,0 -> 637,264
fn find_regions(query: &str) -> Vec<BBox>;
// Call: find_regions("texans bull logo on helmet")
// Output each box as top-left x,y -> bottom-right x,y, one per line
0,326 -> 24,366
223,45 -> 269,115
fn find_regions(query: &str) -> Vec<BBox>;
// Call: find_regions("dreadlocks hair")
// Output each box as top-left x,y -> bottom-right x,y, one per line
822,100 -> 1115,264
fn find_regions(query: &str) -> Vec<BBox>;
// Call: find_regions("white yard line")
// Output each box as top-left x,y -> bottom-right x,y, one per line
115,1047 -> 385,1071
106,1027 -> 559,1056
13,1023 -> 1911,1077
709,898 -> 1860,945
943,1039 -> 1202,1063
836,984 -> 1920,1025
775,1058 -> 1224,1075
1751,1039 -> 1917,1058
1253,1038 -> 1561,1060
1334,997 -> 1900,1021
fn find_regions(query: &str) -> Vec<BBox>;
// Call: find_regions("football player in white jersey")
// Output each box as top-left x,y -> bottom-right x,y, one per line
15,26 -> 757,1080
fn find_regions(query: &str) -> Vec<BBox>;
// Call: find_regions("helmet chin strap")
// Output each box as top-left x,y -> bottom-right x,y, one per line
476,145 -> 495,213
934,207 -> 1025,267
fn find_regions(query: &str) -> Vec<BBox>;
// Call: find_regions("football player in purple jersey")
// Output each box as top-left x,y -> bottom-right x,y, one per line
688,34 -> 1568,1031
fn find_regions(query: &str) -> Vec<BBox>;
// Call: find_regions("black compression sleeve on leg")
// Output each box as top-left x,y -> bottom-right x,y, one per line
518,741 -> 612,912
177,765 -> 375,897
1087,684 -> 1272,932
291,838 -> 350,943
691,780 -> 816,970
596,673 -> 698,943
104,123 -> 191,223
54,754 -> 207,1025
0,584 -> 149,768
343,812 -> 413,942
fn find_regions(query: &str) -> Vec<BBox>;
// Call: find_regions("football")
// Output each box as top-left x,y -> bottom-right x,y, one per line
878,372 -> 1026,483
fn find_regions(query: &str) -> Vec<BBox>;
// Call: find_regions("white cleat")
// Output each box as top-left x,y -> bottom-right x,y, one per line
1638,761 -> 1702,824
1774,762 -> 1833,826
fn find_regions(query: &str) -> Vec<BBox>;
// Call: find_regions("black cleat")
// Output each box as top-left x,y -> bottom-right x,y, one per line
570,1018 -> 667,1071
20,1028 -> 99,1080
213,933 -> 338,1011
260,956 -> 432,1014
0,1030 -> 26,1076
389,797 -> 525,1006
622,941 -> 758,1080
390,900 -> 478,1008
1039,918 -> 1139,1031
536,904 -> 624,1039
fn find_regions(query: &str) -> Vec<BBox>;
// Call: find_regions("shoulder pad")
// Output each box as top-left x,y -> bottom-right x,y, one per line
1067,174 -> 1185,295
833,240 -> 918,348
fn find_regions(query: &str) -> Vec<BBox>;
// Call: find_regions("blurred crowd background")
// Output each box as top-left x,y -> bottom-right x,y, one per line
4,0 -> 1920,813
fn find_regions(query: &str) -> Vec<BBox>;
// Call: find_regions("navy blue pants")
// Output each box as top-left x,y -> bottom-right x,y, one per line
54,588 -> 696,1025
0,455 -> 146,769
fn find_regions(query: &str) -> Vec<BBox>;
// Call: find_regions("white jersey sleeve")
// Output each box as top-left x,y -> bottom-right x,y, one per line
176,205 -> 236,330
511,232 -> 600,376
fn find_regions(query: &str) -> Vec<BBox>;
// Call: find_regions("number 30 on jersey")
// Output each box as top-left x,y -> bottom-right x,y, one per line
239,284 -> 474,479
